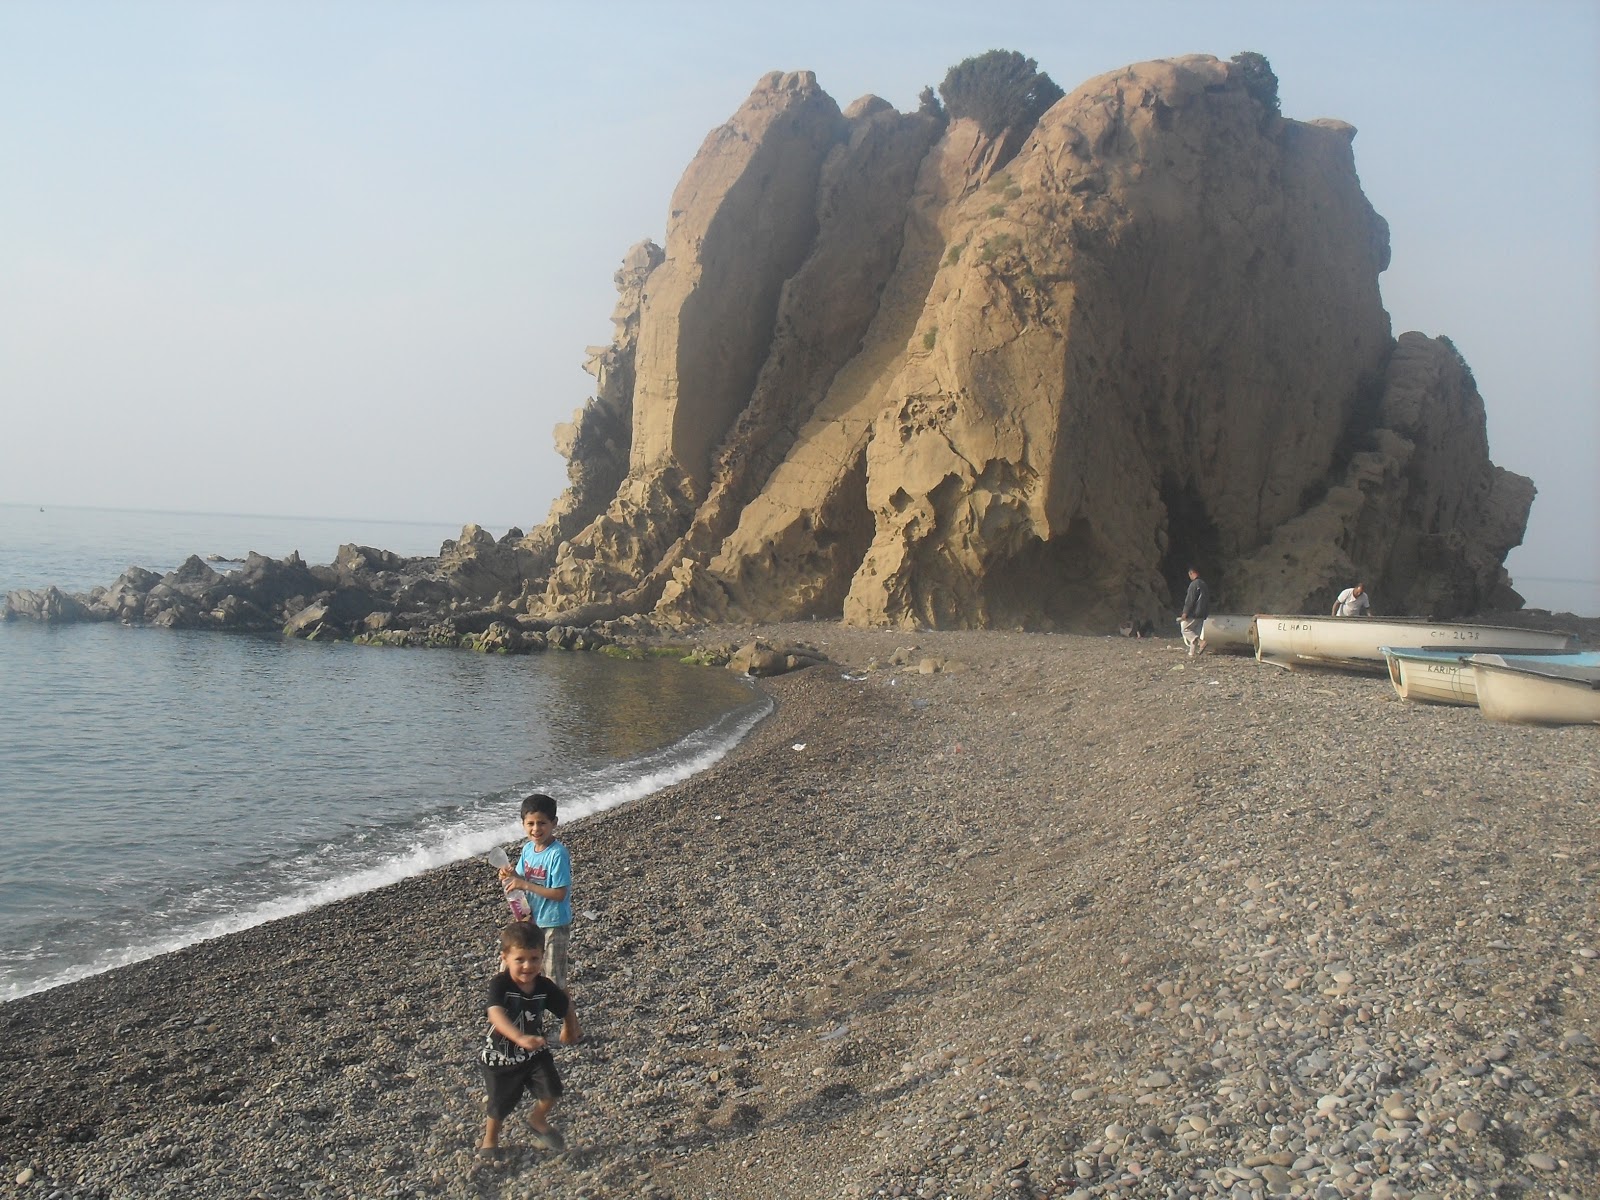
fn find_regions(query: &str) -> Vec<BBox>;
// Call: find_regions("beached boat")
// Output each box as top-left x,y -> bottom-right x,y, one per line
1470,655 -> 1600,726
1254,615 -> 1575,672
1199,614 -> 1256,654
1381,646 -> 1600,706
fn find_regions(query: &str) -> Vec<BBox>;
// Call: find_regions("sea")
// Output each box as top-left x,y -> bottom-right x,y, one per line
0,504 -> 769,1002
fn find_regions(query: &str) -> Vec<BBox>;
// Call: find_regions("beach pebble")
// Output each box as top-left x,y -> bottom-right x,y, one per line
3,621 -> 1598,1200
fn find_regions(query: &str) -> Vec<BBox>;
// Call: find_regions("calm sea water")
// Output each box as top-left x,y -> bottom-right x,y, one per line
0,505 -> 767,1001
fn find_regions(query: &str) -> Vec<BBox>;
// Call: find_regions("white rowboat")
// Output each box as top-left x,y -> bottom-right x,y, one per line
1254,615 -> 1575,672
1381,646 -> 1600,706
1470,655 -> 1600,726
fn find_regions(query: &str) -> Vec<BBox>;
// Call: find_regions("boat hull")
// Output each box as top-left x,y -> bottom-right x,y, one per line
1382,647 -> 1600,705
1199,615 -> 1256,654
1471,655 -> 1600,726
1254,616 -> 1574,672
1382,648 -> 1478,704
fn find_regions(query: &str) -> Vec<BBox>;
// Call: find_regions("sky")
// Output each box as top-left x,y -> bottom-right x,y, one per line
1,1 -> 1596,613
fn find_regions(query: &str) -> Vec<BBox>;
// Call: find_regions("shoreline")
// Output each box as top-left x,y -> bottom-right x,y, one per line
0,626 -> 767,1007
4,622 -> 1597,1199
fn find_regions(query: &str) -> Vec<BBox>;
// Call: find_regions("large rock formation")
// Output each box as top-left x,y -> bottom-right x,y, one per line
513,53 -> 1531,629
505,54 -> 1529,630
8,54 -> 1531,640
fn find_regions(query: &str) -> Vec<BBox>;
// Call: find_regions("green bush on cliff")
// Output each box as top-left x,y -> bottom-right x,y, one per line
938,50 -> 1064,139
1231,51 -> 1280,117
979,233 -> 1018,263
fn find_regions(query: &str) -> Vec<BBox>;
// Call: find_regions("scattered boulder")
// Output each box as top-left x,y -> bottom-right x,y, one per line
465,621 -> 523,654
332,544 -> 411,580
2,586 -> 97,624
209,594 -> 274,630
96,567 -> 162,622
164,555 -> 222,594
220,552 -> 321,613
283,602 -> 333,638
728,639 -> 828,677
437,525 -> 540,607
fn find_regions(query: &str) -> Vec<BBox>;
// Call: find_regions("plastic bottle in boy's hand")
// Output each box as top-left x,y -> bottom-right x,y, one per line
486,846 -> 533,921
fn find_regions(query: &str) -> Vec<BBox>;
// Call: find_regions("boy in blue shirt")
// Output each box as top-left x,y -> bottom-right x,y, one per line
498,793 -> 574,990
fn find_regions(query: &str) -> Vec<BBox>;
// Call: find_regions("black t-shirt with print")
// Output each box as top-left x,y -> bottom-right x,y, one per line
481,970 -> 570,1066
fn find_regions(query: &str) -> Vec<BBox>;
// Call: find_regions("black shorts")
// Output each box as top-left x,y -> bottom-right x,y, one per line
481,1050 -> 562,1118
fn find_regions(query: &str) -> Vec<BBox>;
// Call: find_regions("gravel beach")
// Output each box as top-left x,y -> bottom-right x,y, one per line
4,621 -> 1598,1200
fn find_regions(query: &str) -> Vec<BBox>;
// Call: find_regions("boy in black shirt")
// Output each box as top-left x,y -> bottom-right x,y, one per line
478,922 -> 582,1160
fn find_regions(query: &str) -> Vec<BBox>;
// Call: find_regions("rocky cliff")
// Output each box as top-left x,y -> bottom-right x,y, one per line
8,54 -> 1532,640
506,53 -> 1532,630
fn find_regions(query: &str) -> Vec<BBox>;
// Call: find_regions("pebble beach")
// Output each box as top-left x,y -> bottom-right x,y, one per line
4,620 -> 1598,1200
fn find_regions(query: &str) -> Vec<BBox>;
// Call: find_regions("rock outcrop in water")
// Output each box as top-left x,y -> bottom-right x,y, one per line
6,53 -> 1535,637
3,539 -> 581,652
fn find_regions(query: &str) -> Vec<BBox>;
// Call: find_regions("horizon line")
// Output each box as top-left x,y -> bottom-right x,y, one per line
0,500 -> 529,534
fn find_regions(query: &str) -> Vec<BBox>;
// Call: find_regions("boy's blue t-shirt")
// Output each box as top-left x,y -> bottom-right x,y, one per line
516,838 -> 573,929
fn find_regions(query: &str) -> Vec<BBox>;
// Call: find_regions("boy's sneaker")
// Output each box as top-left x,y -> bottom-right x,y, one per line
529,1125 -> 566,1152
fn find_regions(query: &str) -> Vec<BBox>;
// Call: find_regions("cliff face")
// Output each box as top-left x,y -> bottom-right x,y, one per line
524,54 -> 1532,628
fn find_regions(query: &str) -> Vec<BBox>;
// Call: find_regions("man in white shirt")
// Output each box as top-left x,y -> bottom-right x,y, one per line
1332,582 -> 1370,617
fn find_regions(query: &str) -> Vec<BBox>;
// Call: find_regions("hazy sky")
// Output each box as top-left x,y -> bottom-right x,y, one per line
2,1 -> 1596,612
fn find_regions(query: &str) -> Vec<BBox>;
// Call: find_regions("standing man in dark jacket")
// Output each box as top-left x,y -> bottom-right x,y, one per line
1179,566 -> 1210,657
